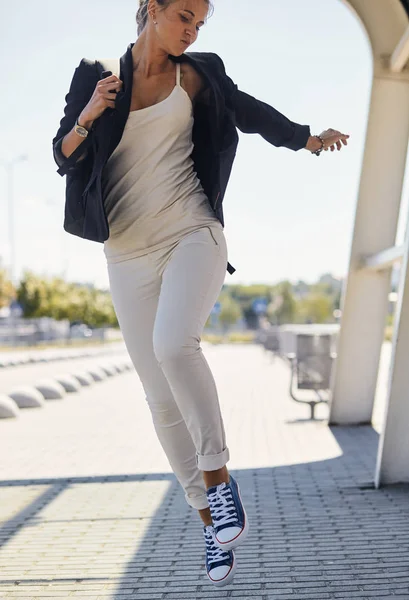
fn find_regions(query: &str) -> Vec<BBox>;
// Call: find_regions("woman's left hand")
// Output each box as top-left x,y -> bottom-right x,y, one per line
320,129 -> 350,152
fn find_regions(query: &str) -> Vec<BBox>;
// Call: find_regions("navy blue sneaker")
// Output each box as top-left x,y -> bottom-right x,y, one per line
203,524 -> 236,586
206,474 -> 249,551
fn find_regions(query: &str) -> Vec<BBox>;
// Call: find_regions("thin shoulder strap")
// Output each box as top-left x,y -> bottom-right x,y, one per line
176,63 -> 181,86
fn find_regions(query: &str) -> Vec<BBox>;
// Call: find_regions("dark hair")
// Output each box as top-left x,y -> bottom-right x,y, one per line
136,0 -> 213,36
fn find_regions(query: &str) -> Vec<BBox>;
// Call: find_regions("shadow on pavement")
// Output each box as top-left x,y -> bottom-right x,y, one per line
0,425 -> 408,599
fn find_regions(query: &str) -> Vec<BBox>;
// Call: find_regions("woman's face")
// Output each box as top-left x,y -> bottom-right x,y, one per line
151,0 -> 209,55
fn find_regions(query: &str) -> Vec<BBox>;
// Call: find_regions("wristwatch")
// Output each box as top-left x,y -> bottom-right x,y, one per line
74,117 -> 89,138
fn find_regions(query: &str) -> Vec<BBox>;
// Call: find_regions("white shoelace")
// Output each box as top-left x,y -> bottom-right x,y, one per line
204,528 -> 229,565
207,483 -> 238,527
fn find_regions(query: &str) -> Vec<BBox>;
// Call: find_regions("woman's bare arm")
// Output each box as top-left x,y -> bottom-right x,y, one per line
60,112 -> 95,161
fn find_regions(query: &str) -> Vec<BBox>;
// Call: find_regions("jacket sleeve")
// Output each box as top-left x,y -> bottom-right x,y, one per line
213,54 -> 311,152
52,58 -> 99,177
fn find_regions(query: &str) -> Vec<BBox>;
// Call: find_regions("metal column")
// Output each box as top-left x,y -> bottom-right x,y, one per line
329,68 -> 409,425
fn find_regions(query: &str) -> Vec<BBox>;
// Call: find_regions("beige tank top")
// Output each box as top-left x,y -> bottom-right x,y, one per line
102,62 -> 221,263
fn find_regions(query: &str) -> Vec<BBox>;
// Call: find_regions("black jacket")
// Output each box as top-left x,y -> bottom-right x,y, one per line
52,42 -> 311,275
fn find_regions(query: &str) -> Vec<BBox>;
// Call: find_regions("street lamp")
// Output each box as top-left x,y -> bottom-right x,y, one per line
46,197 -> 69,279
0,154 -> 28,346
0,154 -> 28,285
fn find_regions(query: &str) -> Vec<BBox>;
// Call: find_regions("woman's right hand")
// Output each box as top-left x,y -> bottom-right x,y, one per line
80,74 -> 124,124
319,128 -> 350,152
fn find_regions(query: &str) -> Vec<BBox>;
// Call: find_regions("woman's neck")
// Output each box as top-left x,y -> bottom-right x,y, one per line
131,34 -> 172,77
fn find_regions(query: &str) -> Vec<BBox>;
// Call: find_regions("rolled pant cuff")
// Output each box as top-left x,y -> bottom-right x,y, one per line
185,491 -> 209,510
196,446 -> 230,472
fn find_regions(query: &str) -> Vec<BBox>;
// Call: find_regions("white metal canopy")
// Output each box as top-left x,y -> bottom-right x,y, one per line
330,0 -> 409,486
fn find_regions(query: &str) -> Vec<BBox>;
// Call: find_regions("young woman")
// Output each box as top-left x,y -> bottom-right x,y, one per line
53,0 -> 349,587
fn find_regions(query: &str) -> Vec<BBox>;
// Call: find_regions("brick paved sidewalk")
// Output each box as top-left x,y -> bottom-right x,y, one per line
0,343 -> 408,599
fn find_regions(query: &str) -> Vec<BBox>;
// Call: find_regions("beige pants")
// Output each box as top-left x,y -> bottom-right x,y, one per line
107,225 -> 230,510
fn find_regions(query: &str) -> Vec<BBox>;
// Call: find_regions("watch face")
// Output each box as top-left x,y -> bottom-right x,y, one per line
75,125 -> 88,137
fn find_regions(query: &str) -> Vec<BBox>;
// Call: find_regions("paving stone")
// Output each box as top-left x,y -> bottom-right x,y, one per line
0,343 -> 407,599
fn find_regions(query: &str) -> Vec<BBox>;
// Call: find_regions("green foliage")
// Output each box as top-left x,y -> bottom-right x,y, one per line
0,269 -> 15,308
219,293 -> 242,330
295,292 -> 333,324
226,331 -> 255,343
207,275 -> 343,329
11,269 -> 343,331
268,281 -> 296,325
229,284 -> 273,301
16,271 -> 118,327
16,272 -> 45,317
203,332 -> 255,344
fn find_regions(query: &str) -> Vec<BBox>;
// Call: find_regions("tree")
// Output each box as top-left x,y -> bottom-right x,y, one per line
228,284 -> 273,329
268,281 -> 296,324
219,294 -> 242,334
16,272 -> 118,327
296,293 -> 333,324
17,272 -> 46,317
0,269 -> 15,308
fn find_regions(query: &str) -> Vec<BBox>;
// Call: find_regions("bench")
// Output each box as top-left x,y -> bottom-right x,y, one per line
286,333 -> 336,420
258,327 -> 281,360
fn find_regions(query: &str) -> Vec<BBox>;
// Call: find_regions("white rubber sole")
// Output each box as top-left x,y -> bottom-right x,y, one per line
213,481 -> 250,552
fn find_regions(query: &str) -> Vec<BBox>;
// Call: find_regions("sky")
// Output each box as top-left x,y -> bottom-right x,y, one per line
1,0 -> 408,290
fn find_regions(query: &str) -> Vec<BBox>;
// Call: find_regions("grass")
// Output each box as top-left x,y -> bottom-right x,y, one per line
0,337 -> 122,353
1,327 -> 392,351
203,332 -> 256,344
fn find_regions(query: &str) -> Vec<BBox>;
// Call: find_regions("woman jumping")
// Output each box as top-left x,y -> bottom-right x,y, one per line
53,0 -> 349,586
